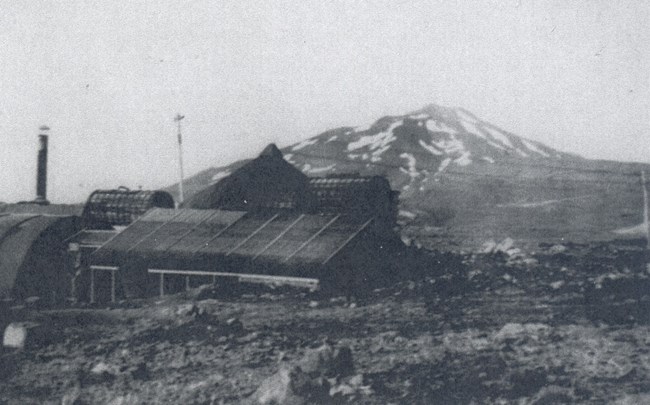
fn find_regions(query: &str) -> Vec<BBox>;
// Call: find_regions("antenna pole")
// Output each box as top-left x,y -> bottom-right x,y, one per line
642,171 -> 649,249
174,114 -> 185,207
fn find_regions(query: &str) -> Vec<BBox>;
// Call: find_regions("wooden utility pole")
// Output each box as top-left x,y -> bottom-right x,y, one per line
642,171 -> 649,249
174,114 -> 185,207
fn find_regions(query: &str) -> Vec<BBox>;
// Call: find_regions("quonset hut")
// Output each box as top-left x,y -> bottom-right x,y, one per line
0,214 -> 80,301
87,144 -> 406,299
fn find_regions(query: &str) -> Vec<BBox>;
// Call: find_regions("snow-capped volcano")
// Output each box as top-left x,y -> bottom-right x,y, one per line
281,103 -> 578,196
171,104 -> 647,250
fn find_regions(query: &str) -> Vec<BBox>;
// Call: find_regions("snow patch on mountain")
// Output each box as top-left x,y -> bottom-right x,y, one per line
292,138 -> 318,151
487,140 -> 507,151
347,120 -> 402,163
211,170 -> 231,182
522,139 -> 551,157
438,158 -> 452,173
516,149 -> 530,158
484,126 -> 514,148
303,163 -> 336,174
455,151 -> 472,166
456,109 -> 479,123
431,135 -> 466,155
419,139 -> 443,155
284,153 -> 296,164
398,209 -> 416,219
326,135 -> 338,143
460,120 -> 486,139
399,153 -> 419,179
425,120 -> 457,134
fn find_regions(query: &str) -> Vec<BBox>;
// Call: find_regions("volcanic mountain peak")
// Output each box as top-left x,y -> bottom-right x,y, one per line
281,103 -> 577,185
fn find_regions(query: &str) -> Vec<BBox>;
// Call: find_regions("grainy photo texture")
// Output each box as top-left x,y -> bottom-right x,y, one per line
0,1 -> 649,403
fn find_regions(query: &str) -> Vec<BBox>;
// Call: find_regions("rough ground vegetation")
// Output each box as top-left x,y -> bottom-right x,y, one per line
1,238 -> 650,404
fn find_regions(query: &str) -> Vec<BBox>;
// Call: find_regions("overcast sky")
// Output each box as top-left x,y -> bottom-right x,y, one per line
1,0 -> 648,203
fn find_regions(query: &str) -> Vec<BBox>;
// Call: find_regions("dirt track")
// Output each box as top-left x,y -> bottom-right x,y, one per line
2,240 -> 650,404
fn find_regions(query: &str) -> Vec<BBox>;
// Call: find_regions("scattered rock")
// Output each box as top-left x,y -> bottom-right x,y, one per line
252,367 -> 312,405
548,244 -> 568,254
496,238 -> 515,253
3,321 -> 59,349
481,240 -> 498,254
60,385 -> 82,405
90,362 -> 113,374
330,373 -> 372,398
175,303 -> 196,316
24,296 -> 42,308
505,247 -> 521,257
529,385 -> 576,404
252,344 -> 355,404
521,258 -> 539,266
3,322 -> 31,349
128,361 -> 149,380
226,317 -> 244,333
494,323 -> 549,342
295,344 -> 334,375
329,296 -> 347,304
613,393 -> 650,405
85,361 -> 117,384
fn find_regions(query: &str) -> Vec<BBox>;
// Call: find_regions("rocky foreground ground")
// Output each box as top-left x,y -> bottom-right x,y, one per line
2,239 -> 650,404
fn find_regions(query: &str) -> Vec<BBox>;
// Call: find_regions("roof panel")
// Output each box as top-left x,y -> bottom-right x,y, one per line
91,209 -> 180,263
138,221 -> 197,252
288,217 -> 371,263
91,209 -> 373,268
148,210 -> 226,252
168,210 -> 246,253
93,221 -> 158,252
199,214 -> 276,255
231,213 -> 303,257
126,209 -> 216,252
257,214 -> 336,261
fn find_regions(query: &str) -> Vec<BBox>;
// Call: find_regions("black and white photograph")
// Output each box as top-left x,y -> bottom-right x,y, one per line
0,1 -> 649,403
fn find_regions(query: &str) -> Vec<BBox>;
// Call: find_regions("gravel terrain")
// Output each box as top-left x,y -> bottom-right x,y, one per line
1,239 -> 650,404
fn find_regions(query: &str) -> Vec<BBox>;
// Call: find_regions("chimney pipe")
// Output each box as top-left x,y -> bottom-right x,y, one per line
35,125 -> 50,205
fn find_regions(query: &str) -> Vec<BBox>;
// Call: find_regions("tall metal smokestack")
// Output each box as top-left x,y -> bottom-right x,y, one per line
35,125 -> 50,205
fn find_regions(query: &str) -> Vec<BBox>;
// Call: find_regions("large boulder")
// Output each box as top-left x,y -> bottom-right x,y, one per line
251,344 -> 355,404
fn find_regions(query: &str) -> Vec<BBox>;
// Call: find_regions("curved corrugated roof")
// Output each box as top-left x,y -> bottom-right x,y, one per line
82,188 -> 175,227
0,214 -> 80,299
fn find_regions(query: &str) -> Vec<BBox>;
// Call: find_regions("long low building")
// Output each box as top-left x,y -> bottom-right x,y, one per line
89,207 -> 404,297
